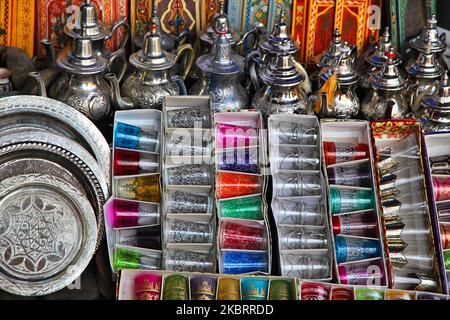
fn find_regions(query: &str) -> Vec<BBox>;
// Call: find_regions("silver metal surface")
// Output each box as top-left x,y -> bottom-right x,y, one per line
251,50 -> 308,119
0,174 -> 97,296
0,95 -> 111,182
189,14 -> 248,112
422,72 -> 450,132
108,8 -> 193,110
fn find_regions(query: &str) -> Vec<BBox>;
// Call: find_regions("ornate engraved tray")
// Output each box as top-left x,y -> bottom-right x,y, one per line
0,130 -> 109,248
0,96 -> 111,183
0,174 -> 97,296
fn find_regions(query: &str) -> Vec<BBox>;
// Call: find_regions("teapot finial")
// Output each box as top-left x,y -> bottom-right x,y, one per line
219,0 -> 225,14
382,27 -> 390,43
279,9 -> 286,24
333,28 -> 341,43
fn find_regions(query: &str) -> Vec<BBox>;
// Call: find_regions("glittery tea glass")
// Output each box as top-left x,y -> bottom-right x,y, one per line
167,107 -> 211,128
190,276 -> 217,300
218,146 -> 259,174
275,122 -> 318,145
276,146 -> 320,171
115,122 -> 159,152
222,251 -> 268,274
114,247 -> 161,271
241,278 -> 269,300
275,173 -> 321,197
216,172 -> 261,199
162,274 -> 189,300
220,220 -> 267,251
166,164 -> 211,185
276,199 -> 324,226
165,131 -> 210,157
115,175 -> 160,203
114,148 -> 159,176
134,273 -> 162,300
219,195 -> 263,220
106,198 -> 160,228
217,123 -> 259,148
217,278 -> 240,300
281,254 -> 330,279
165,190 -> 212,214
301,282 -> 330,300
268,280 -> 294,300
167,219 -> 213,244
165,248 -> 215,273
279,226 -> 328,250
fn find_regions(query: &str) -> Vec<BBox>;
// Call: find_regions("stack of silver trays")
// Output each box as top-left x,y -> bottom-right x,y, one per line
0,95 -> 110,296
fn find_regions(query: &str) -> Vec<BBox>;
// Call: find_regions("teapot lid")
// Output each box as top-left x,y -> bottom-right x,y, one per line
259,10 -> 297,56
196,15 -> 243,75
200,1 -> 240,46
334,42 -> 359,85
369,49 -> 406,91
64,0 -> 108,41
260,48 -> 304,88
424,72 -> 450,108
57,37 -> 107,74
366,28 -> 402,67
318,28 -> 343,68
129,8 -> 176,71
406,46 -> 444,79
410,14 -> 446,54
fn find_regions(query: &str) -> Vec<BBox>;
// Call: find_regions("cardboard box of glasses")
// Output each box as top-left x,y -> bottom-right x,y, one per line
115,269 -> 449,300
104,110 -> 163,274
320,120 -> 389,287
371,120 -> 443,292
161,96 -> 216,273
116,269 -> 297,300
213,111 -> 271,275
423,131 -> 450,294
267,114 -> 333,282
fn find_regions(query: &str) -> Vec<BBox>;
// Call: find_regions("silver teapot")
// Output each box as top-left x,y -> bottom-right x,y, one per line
315,42 -> 360,119
421,72 -> 450,133
29,37 -> 118,123
251,49 -> 310,120
407,14 -> 447,69
357,27 -> 402,91
246,10 -> 299,92
106,15 -> 194,110
361,49 -> 409,120
64,0 -> 130,81
406,46 -> 444,115
318,28 -> 344,69
189,16 -> 248,112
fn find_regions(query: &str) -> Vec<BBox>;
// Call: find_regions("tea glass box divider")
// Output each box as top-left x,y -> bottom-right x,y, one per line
371,120 -> 443,292
297,280 -> 449,300
105,109 -> 163,274
423,132 -> 450,294
117,269 -> 298,300
267,114 -> 333,281
320,119 -> 389,287
214,111 -> 272,275
161,96 -> 216,273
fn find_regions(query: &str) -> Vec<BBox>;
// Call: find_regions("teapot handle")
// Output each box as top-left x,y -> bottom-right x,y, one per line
174,43 -> 195,81
108,48 -> 128,82
171,75 -> 187,95
106,16 -> 130,52
175,29 -> 190,48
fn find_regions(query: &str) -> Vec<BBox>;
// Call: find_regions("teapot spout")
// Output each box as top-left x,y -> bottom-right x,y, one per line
40,39 -> 56,68
105,73 -> 134,110
27,72 -> 47,97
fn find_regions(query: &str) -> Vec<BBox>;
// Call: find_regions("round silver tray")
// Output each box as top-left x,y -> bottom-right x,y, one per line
0,130 -> 109,248
0,96 -> 111,183
0,174 -> 97,296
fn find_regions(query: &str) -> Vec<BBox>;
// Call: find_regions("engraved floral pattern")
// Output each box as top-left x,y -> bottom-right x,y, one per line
0,194 -> 77,278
